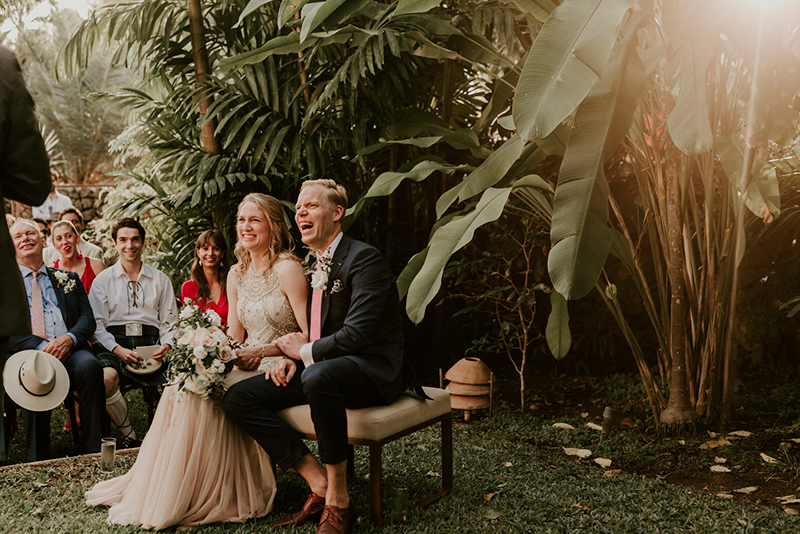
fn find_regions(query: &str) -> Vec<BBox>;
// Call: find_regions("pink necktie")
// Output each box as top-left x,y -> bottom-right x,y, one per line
30,272 -> 46,338
309,289 -> 323,342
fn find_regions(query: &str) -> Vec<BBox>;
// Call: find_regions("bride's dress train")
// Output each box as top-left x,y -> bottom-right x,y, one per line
86,265 -> 299,530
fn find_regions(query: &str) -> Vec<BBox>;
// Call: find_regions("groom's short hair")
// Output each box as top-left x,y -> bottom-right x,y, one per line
301,179 -> 348,210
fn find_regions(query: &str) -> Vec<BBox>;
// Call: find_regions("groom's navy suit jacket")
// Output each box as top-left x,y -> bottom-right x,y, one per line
307,234 -> 405,403
9,268 -> 96,353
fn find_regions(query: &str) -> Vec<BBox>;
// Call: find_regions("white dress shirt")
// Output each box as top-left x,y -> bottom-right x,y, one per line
299,231 -> 343,368
18,264 -> 76,348
32,191 -> 73,220
89,261 -> 177,351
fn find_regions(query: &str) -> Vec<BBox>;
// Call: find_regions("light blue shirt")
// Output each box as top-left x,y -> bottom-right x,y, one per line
18,264 -> 76,349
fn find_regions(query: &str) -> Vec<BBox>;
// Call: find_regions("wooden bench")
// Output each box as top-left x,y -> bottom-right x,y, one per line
277,386 -> 452,526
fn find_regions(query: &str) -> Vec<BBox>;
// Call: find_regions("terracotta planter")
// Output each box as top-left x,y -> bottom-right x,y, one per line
442,357 -> 493,421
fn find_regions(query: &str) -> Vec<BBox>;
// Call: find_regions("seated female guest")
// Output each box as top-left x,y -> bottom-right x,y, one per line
180,229 -> 229,323
52,220 -> 105,293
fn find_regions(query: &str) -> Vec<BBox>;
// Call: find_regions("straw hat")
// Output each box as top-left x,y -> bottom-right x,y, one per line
3,350 -> 69,411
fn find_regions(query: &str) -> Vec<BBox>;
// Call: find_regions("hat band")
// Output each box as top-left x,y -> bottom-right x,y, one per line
18,366 -> 54,397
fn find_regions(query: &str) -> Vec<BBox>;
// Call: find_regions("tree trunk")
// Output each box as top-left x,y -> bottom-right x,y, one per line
659,138 -> 698,433
187,0 -> 220,155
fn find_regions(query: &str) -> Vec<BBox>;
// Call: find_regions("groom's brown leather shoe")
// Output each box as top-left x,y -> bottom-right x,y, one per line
316,502 -> 356,534
274,493 -> 325,527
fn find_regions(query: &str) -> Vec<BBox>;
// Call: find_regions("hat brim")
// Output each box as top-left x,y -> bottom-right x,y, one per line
3,350 -> 70,412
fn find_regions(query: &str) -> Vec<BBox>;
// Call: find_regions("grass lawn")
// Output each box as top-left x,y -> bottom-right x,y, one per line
2,375 -> 800,533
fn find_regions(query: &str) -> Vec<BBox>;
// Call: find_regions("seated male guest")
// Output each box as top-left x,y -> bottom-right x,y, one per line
89,218 -> 177,448
8,219 -> 105,461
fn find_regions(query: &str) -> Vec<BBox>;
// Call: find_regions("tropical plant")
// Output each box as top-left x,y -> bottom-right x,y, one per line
354,0 -> 800,431
3,2 -> 132,183
445,210 -> 551,410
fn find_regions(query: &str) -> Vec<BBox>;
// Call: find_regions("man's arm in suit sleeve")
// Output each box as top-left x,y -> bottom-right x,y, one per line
0,46 -> 50,207
66,274 -> 96,346
312,247 -> 394,361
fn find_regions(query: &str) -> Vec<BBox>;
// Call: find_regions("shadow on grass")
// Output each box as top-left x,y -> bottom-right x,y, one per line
1,405 -> 798,533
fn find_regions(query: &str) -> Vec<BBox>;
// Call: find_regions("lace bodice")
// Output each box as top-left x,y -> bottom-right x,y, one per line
236,262 -> 300,347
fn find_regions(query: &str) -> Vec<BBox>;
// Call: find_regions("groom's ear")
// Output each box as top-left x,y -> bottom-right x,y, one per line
333,205 -> 344,222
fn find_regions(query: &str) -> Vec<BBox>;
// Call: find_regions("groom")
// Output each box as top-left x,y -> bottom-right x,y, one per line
223,179 -> 407,534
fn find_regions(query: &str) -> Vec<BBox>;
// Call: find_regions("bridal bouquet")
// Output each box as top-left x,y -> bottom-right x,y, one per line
167,299 -> 237,405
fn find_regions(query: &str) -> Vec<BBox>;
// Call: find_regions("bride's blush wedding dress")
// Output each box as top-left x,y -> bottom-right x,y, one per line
86,265 -> 300,530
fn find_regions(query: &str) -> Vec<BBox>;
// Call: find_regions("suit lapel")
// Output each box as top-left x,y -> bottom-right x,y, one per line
320,235 -> 350,330
47,269 -> 69,325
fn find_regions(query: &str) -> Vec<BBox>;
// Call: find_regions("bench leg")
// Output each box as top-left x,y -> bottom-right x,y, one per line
369,443 -> 383,526
442,415 -> 453,492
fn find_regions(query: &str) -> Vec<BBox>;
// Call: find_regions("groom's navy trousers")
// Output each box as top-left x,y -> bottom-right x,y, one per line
223,357 -> 389,467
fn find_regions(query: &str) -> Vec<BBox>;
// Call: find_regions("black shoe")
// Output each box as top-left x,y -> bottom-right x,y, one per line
118,435 -> 142,449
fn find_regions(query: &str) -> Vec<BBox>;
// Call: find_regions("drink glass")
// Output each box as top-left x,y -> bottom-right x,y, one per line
391,486 -> 409,523
100,437 -> 116,474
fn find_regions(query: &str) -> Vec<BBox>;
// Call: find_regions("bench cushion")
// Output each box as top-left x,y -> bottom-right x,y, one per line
277,386 -> 450,442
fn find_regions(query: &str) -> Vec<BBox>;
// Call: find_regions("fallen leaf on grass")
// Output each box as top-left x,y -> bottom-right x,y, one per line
699,439 -> 731,449
426,471 -> 440,477
484,492 -> 498,502
553,423 -> 575,430
603,469 -> 621,478
776,495 -> 796,501
789,438 -> 800,444
717,493 -> 734,499
728,430 -> 752,438
571,503 -> 589,510
710,465 -> 731,473
586,422 -> 603,431
714,457 -> 727,464
618,416 -> 635,427
734,486 -> 759,494
563,447 -> 592,458
782,499 -> 800,504
504,462 -> 513,468
678,440 -> 686,445
784,508 -> 799,516
707,431 -> 717,438
484,509 -> 502,520
594,458 -> 612,468
760,452 -> 780,464
581,412 -> 589,419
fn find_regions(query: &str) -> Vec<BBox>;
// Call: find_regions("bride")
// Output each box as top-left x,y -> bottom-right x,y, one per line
85,193 -> 309,530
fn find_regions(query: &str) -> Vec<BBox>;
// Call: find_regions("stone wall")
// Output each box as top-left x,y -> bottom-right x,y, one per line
12,184 -> 114,222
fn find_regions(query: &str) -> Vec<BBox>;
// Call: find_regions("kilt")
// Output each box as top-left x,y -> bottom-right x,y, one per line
95,333 -> 168,387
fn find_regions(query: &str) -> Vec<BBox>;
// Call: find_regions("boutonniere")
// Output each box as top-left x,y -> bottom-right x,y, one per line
308,249 -> 333,291
49,268 -> 77,293
330,279 -> 343,294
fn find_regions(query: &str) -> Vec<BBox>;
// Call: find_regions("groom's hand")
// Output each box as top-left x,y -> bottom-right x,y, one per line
269,358 -> 296,386
275,332 -> 305,360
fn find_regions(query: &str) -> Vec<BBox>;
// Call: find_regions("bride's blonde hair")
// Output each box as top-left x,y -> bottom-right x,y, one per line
233,193 -> 293,276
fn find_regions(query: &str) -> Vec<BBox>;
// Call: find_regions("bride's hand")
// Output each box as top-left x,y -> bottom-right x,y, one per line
233,356 -> 261,370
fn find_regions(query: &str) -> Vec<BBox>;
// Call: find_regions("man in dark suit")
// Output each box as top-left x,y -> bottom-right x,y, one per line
8,219 -> 104,461
0,44 -> 52,461
224,180 -> 406,534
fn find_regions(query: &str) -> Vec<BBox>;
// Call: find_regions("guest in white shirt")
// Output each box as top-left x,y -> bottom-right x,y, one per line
89,218 -> 177,448
32,175 -> 73,221
43,207 -> 104,266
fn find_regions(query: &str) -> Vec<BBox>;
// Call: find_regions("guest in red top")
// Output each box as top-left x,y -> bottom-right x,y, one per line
180,229 -> 230,323
52,220 -> 105,294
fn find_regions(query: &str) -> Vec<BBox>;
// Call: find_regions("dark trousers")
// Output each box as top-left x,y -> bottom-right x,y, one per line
21,348 -> 104,461
223,357 -> 387,469
0,338 -> 7,461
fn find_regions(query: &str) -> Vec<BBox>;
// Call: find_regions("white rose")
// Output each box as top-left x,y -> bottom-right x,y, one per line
179,306 -> 194,320
178,327 -> 195,345
212,330 -> 228,347
192,345 -> 206,359
193,327 -> 212,346
219,346 -> 234,362
205,310 -> 222,328
311,269 -> 329,290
